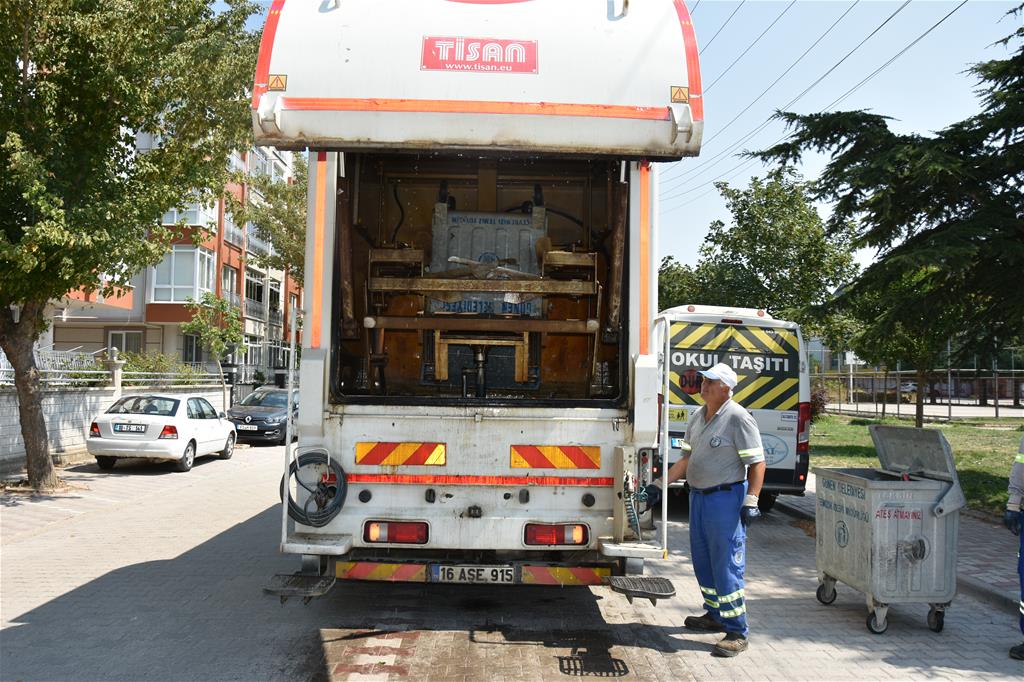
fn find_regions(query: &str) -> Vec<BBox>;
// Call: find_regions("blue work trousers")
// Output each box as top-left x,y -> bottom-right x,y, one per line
1018,515 -> 1023,636
689,482 -> 749,636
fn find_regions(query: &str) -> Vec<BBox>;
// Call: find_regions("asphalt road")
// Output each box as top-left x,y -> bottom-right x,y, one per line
2,444 -> 1021,681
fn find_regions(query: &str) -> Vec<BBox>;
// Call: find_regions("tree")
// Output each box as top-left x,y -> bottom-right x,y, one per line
682,168 -> 860,336
658,256 -> 699,311
182,292 -> 244,410
753,16 -> 1024,356
0,1 -> 258,489
226,154 -> 307,283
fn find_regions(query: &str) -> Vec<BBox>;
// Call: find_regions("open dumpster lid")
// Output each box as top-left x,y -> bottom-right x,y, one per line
252,0 -> 703,159
869,425 -> 958,482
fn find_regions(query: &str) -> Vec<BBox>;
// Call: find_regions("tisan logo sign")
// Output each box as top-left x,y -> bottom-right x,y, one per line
422,36 -> 538,73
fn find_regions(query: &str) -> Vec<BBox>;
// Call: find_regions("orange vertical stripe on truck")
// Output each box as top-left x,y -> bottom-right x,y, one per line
310,151 -> 326,348
638,162 -> 651,354
673,0 -> 704,121
251,0 -> 286,108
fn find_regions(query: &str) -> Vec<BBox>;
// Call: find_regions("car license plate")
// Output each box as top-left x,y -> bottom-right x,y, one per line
236,424 -> 258,431
431,565 -> 514,584
670,437 -> 685,449
113,423 -> 146,433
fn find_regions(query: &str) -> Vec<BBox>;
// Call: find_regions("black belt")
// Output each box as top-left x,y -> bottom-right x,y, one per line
693,481 -> 744,495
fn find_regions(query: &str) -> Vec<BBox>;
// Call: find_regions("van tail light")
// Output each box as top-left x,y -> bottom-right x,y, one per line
797,402 -> 811,454
364,521 -> 428,544
89,422 -> 100,438
159,425 -> 179,439
524,523 -> 589,546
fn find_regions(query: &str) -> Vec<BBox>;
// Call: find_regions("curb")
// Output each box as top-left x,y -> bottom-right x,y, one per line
774,499 -> 1019,614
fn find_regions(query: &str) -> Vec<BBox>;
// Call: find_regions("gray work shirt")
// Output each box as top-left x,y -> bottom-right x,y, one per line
680,399 -> 765,490
1009,435 -> 1024,509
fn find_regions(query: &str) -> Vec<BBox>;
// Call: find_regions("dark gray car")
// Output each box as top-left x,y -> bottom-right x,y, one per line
227,388 -> 298,444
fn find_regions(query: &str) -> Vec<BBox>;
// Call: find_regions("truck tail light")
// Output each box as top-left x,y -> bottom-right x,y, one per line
89,422 -> 100,438
524,523 -> 589,546
159,425 -> 178,439
363,521 -> 428,544
797,401 -> 811,454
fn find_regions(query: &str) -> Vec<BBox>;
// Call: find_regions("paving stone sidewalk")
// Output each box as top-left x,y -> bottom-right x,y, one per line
3,452 -> 1023,681
776,472 -> 1020,611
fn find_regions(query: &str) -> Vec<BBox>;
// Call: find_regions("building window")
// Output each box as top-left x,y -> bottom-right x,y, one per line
109,330 -> 143,354
245,269 -> 264,303
245,335 -> 263,368
153,246 -> 216,302
222,265 -> 238,295
162,200 -> 218,229
269,279 -> 281,310
183,334 -> 203,364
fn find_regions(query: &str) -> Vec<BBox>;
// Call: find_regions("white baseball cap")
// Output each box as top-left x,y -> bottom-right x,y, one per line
699,362 -> 738,389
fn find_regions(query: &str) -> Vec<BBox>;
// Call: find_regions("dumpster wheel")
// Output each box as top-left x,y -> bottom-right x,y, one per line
816,582 -> 837,605
866,611 -> 888,634
927,606 -> 945,633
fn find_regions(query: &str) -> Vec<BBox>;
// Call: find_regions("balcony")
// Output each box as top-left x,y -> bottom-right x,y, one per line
246,231 -> 269,255
269,308 -> 283,327
245,299 -> 265,320
224,224 -> 244,247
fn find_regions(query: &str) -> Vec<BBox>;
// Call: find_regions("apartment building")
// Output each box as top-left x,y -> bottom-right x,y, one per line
38,147 -> 302,379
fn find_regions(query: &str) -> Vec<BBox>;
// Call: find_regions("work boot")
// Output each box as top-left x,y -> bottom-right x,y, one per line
684,611 -> 725,633
712,632 -> 749,657
1010,641 -> 1024,660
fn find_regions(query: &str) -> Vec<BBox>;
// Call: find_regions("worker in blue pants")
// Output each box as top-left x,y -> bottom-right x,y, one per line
689,479 -> 750,636
645,362 -> 765,657
1004,435 -> 1024,661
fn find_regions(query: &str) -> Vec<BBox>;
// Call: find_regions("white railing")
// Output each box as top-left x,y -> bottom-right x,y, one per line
120,371 -> 220,387
1,349 -> 109,386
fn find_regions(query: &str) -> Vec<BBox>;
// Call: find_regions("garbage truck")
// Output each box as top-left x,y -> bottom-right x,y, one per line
254,0 -> 704,598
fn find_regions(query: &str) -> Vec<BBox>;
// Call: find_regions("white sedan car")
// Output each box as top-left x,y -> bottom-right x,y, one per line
87,394 -> 236,472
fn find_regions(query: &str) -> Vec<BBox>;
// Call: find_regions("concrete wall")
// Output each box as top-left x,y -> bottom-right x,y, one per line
0,385 -> 224,476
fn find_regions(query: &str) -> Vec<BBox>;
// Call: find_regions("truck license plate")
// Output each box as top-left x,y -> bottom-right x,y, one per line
236,424 -> 258,431
113,423 -> 146,433
432,565 -> 514,584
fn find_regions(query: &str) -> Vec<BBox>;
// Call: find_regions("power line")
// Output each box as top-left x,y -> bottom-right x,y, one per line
823,0 -> 968,111
699,1 -> 746,57
662,0 -> 968,212
661,0 -> 911,193
704,1 -> 797,94
701,1 -> 861,146
691,0 -> 702,16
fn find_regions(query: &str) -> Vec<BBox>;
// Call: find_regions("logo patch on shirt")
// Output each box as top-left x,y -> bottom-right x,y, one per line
710,436 -> 722,447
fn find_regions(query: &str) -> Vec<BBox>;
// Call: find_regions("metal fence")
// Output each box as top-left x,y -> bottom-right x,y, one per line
1,350 -> 219,388
1,349 -> 108,387
816,368 -> 1024,419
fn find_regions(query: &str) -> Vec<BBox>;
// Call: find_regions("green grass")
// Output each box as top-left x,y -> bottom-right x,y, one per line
809,414 -> 1021,516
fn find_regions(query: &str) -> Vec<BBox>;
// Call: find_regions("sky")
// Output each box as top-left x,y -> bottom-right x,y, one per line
657,0 -> 1020,266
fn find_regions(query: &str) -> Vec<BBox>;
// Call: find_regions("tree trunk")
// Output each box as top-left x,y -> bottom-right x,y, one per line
915,368 -> 927,428
0,302 -> 60,490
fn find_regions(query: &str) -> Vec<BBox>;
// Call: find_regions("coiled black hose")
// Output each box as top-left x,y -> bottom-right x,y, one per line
280,449 -> 347,527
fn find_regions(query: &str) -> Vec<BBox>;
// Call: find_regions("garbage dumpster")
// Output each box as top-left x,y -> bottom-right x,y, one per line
814,425 -> 965,634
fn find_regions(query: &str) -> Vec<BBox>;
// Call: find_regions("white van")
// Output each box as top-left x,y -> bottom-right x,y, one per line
657,305 -> 810,511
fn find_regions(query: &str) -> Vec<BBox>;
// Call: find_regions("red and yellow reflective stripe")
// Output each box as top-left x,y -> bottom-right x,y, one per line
355,442 -> 446,466
520,566 -> 611,586
346,473 -> 613,487
510,445 -> 600,469
336,562 -> 427,582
